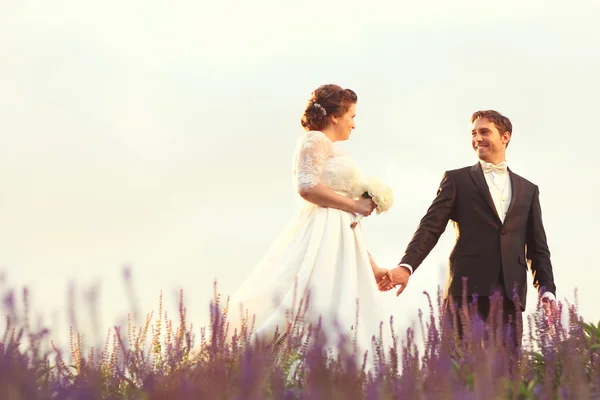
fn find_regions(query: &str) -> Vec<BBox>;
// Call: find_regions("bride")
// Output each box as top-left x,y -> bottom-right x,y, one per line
215,84 -> 394,364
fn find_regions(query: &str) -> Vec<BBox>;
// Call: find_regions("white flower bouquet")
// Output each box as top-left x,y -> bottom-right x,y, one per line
350,177 -> 394,228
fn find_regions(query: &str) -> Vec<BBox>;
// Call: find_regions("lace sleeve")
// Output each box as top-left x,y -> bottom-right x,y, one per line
294,131 -> 332,190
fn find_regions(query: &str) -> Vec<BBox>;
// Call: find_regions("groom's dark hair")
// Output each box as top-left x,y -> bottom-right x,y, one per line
471,110 -> 513,147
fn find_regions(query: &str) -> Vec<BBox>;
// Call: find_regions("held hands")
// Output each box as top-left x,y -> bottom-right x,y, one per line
369,254 -> 393,289
378,266 -> 411,296
374,267 -> 393,288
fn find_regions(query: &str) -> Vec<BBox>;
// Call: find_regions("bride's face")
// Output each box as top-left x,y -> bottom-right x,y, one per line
333,103 -> 356,141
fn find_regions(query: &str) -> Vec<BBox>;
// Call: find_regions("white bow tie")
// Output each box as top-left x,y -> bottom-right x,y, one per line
482,161 -> 508,174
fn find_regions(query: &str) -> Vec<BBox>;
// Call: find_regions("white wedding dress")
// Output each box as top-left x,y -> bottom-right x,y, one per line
222,130 -> 391,366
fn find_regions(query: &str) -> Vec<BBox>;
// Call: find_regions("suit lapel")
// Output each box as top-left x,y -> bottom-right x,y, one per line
469,163 -> 501,222
504,167 -> 521,220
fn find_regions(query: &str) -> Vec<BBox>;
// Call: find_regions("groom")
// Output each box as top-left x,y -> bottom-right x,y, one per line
382,110 -> 558,347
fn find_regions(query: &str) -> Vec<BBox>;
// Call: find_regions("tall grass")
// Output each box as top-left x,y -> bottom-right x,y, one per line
1,276 -> 599,399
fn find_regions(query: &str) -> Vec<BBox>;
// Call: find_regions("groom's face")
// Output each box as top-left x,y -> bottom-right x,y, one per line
471,117 -> 509,163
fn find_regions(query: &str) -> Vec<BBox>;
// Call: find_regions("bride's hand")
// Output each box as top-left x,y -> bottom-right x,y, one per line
374,267 -> 394,290
354,198 -> 376,216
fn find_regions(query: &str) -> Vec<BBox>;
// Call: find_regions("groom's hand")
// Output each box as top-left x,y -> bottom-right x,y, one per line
542,297 -> 559,324
379,266 -> 411,296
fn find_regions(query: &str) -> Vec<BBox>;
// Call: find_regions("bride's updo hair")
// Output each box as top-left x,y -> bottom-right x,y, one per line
301,84 -> 357,131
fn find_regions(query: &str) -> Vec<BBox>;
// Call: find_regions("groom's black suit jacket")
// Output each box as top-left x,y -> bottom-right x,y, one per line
399,162 -> 556,310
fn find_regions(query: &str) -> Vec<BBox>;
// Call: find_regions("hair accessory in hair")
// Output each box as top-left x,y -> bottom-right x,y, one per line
313,102 -> 327,115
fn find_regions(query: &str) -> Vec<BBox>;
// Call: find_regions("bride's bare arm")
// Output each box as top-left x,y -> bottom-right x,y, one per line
299,184 -> 373,215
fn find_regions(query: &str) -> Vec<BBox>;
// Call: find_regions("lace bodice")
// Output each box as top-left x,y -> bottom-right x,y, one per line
292,131 -> 362,199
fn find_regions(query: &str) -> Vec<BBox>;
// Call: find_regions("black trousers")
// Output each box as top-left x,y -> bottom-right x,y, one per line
442,273 -> 523,349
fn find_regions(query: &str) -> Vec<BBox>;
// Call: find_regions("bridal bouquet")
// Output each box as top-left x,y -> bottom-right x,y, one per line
350,177 -> 394,228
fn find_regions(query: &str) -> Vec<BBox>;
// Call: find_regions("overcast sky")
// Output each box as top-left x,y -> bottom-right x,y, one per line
1,0 -> 599,351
